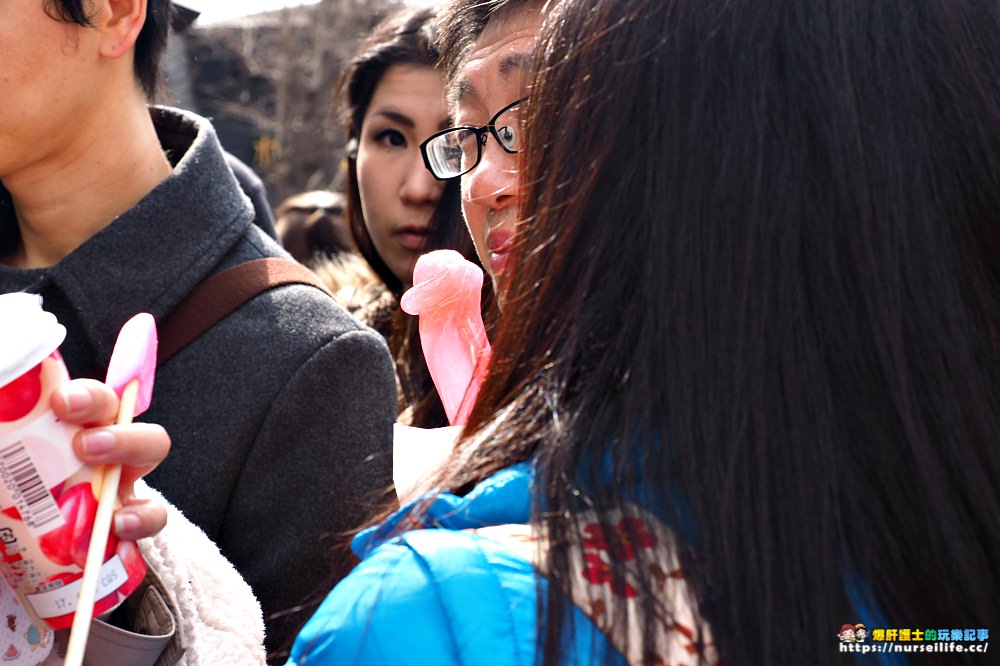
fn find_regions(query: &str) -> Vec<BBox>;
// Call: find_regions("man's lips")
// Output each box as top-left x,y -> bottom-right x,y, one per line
486,227 -> 514,253
486,228 -> 514,275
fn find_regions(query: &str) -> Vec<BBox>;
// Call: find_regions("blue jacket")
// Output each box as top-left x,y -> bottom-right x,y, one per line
287,463 -> 627,665
287,461 -> 908,666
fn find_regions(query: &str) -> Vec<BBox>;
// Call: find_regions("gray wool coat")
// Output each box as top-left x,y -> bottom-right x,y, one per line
0,107 -> 397,658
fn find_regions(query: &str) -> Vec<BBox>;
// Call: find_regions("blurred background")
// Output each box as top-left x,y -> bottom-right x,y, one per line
162,0 -> 435,208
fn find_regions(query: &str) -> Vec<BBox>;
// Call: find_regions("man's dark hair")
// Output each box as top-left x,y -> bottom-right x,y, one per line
434,0 -> 538,86
44,0 -> 173,99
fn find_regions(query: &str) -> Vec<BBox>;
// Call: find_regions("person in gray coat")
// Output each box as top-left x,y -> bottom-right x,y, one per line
0,0 -> 396,661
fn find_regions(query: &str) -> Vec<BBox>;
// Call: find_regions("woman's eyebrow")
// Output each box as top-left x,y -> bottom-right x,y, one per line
370,109 -> 415,128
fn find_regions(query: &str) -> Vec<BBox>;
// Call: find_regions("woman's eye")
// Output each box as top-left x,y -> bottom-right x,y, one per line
375,129 -> 406,148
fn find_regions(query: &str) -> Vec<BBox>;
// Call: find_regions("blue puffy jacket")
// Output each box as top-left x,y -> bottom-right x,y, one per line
286,463 -> 627,665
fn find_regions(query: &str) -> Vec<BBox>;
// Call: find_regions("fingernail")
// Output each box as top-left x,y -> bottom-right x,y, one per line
59,385 -> 92,414
81,429 -> 116,455
115,513 -> 141,536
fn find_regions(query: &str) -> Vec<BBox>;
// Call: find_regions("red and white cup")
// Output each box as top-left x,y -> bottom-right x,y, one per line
0,293 -> 146,630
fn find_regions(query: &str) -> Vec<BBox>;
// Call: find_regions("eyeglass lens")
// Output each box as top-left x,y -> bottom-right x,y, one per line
425,100 -> 524,179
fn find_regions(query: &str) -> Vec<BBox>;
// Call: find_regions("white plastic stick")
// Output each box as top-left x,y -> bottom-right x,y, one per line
63,379 -> 137,666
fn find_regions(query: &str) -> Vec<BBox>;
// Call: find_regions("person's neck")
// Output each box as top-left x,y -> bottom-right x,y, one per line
2,95 -> 173,269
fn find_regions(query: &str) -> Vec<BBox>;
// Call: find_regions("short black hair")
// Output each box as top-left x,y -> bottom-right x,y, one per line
433,0 -> 539,86
44,0 -> 173,99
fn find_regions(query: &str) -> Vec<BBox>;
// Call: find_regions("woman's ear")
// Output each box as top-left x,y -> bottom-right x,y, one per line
95,0 -> 148,59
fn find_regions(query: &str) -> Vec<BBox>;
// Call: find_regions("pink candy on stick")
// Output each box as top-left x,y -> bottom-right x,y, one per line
105,313 -> 158,414
65,313 -> 157,666
400,250 -> 491,425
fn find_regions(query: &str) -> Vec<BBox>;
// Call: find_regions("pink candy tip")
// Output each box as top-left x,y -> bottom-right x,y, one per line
399,250 -> 490,425
105,313 -> 158,416
400,250 -> 484,316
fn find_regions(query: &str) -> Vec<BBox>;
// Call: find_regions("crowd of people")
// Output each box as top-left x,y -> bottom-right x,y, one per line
1,0 -> 998,665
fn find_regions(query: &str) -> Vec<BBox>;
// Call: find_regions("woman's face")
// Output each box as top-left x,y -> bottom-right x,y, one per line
356,64 -> 448,289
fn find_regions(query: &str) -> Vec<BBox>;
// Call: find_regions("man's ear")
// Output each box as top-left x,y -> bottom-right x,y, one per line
96,0 -> 148,59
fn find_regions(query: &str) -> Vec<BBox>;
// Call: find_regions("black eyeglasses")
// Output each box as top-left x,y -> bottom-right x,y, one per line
420,97 -> 528,181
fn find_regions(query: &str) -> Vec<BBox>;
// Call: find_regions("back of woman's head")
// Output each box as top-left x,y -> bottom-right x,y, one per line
336,7 -> 440,292
458,0 -> 1000,663
275,190 -> 352,266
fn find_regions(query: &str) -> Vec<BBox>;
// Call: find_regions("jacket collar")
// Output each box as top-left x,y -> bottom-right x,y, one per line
353,461 -> 534,557
0,106 -> 253,370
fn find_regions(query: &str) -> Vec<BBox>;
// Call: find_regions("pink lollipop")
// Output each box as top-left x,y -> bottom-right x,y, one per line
401,250 -> 491,425
105,313 -> 158,414
65,313 -> 157,666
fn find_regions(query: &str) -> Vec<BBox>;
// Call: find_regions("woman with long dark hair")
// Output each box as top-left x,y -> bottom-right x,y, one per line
289,0 -> 1000,663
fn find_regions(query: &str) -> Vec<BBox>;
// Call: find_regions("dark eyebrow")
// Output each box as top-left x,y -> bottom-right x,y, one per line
453,50 -> 535,107
453,79 -> 476,106
498,52 -> 533,78
370,110 -> 414,128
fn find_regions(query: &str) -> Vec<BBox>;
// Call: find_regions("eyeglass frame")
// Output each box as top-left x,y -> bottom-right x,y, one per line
420,97 -> 530,181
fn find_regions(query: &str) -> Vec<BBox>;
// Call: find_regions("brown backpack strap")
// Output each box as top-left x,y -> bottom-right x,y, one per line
157,258 -> 331,367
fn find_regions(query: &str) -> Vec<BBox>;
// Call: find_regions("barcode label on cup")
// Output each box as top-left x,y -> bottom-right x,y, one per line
0,442 -> 65,536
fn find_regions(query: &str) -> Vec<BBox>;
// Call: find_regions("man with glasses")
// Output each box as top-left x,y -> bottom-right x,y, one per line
421,97 -> 528,186
422,0 -> 546,296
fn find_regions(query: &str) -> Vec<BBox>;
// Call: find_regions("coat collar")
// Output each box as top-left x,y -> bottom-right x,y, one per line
353,461 -> 534,557
0,106 -> 253,370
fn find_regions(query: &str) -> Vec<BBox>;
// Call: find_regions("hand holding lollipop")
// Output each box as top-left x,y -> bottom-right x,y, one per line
64,313 -> 158,666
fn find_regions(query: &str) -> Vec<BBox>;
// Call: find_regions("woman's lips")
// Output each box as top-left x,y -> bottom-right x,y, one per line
395,227 -> 429,251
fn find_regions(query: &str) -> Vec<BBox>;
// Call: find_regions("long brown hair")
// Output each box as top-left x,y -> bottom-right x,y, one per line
430,0 -> 1000,663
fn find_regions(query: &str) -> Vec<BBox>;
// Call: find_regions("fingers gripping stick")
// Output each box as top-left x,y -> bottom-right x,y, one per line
64,314 -> 157,666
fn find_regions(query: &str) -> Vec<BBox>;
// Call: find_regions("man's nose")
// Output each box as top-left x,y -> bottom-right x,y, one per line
464,142 -> 518,211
